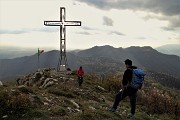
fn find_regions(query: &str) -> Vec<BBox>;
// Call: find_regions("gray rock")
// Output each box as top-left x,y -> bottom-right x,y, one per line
89,106 -> 96,110
70,100 -> 80,108
2,115 -> 8,119
0,81 -> 3,86
97,85 -> 106,91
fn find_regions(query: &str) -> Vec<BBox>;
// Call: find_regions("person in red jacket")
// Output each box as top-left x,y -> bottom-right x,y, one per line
77,66 -> 84,87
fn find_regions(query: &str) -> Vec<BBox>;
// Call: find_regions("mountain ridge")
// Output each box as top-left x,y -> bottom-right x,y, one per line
0,45 -> 180,80
156,44 -> 180,56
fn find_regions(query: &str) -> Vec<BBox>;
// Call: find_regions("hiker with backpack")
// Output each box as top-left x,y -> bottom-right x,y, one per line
109,59 -> 145,118
77,66 -> 84,87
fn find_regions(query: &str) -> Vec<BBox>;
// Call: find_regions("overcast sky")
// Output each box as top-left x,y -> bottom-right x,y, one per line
0,0 -> 180,50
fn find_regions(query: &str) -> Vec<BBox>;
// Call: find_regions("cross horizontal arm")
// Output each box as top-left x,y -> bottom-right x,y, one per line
44,21 -> 81,26
44,21 -> 62,26
64,21 -> 81,26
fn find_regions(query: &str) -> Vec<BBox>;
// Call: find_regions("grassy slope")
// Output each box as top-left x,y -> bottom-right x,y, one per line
0,73 -> 178,120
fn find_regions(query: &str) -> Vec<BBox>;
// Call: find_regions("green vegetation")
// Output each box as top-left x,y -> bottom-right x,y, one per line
0,71 -> 179,120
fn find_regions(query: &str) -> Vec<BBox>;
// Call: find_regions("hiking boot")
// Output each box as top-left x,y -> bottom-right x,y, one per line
127,113 -> 134,119
109,108 -> 116,112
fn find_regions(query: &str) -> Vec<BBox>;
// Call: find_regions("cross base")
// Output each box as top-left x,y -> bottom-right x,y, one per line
58,65 -> 66,71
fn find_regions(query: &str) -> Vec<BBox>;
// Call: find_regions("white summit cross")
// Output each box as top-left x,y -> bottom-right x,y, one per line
44,7 -> 81,71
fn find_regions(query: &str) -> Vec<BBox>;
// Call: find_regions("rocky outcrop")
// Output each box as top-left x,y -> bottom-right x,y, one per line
16,68 -> 74,89
0,81 -> 3,86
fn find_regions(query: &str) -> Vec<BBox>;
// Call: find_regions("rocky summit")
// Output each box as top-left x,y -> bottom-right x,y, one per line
0,68 -> 179,120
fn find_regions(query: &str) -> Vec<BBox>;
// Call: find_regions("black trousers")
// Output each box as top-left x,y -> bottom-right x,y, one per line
78,76 -> 83,86
112,86 -> 138,114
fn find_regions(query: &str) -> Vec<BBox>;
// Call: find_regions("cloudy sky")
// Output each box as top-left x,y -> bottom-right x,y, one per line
0,0 -> 180,50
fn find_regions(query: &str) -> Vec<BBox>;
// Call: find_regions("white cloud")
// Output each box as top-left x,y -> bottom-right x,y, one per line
76,31 -> 91,35
0,27 -> 59,34
0,0 -> 179,49
108,31 -> 125,36
77,0 -> 180,30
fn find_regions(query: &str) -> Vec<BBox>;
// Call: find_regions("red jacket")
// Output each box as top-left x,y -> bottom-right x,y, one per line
77,68 -> 84,77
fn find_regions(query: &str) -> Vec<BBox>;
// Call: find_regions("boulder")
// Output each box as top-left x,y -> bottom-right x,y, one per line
0,81 -> 3,86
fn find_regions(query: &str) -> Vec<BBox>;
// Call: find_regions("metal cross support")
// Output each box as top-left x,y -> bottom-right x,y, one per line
44,7 -> 81,71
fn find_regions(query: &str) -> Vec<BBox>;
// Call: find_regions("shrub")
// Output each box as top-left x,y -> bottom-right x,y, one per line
102,76 -> 121,92
17,86 -> 33,94
22,108 -> 49,119
8,90 -> 32,113
0,88 -> 33,118
48,88 -> 75,98
138,88 -> 177,115
51,106 -> 67,116
0,90 -> 9,117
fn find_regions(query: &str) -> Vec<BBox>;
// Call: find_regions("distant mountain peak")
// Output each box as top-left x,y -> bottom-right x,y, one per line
127,46 -> 153,49
125,46 -> 155,52
91,45 -> 114,49
156,44 -> 180,56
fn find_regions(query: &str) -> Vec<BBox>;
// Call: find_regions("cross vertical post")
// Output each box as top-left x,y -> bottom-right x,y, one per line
44,7 -> 81,71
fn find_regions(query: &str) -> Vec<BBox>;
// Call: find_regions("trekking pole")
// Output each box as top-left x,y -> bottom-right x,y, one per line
120,87 -> 124,100
120,86 -> 127,101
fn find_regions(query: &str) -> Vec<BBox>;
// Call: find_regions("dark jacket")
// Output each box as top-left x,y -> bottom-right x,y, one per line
122,66 -> 137,86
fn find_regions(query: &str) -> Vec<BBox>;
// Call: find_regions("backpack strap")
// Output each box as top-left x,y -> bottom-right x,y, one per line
126,68 -> 133,86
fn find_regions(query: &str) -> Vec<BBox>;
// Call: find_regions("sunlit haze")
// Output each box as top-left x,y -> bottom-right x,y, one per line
0,0 -> 180,50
